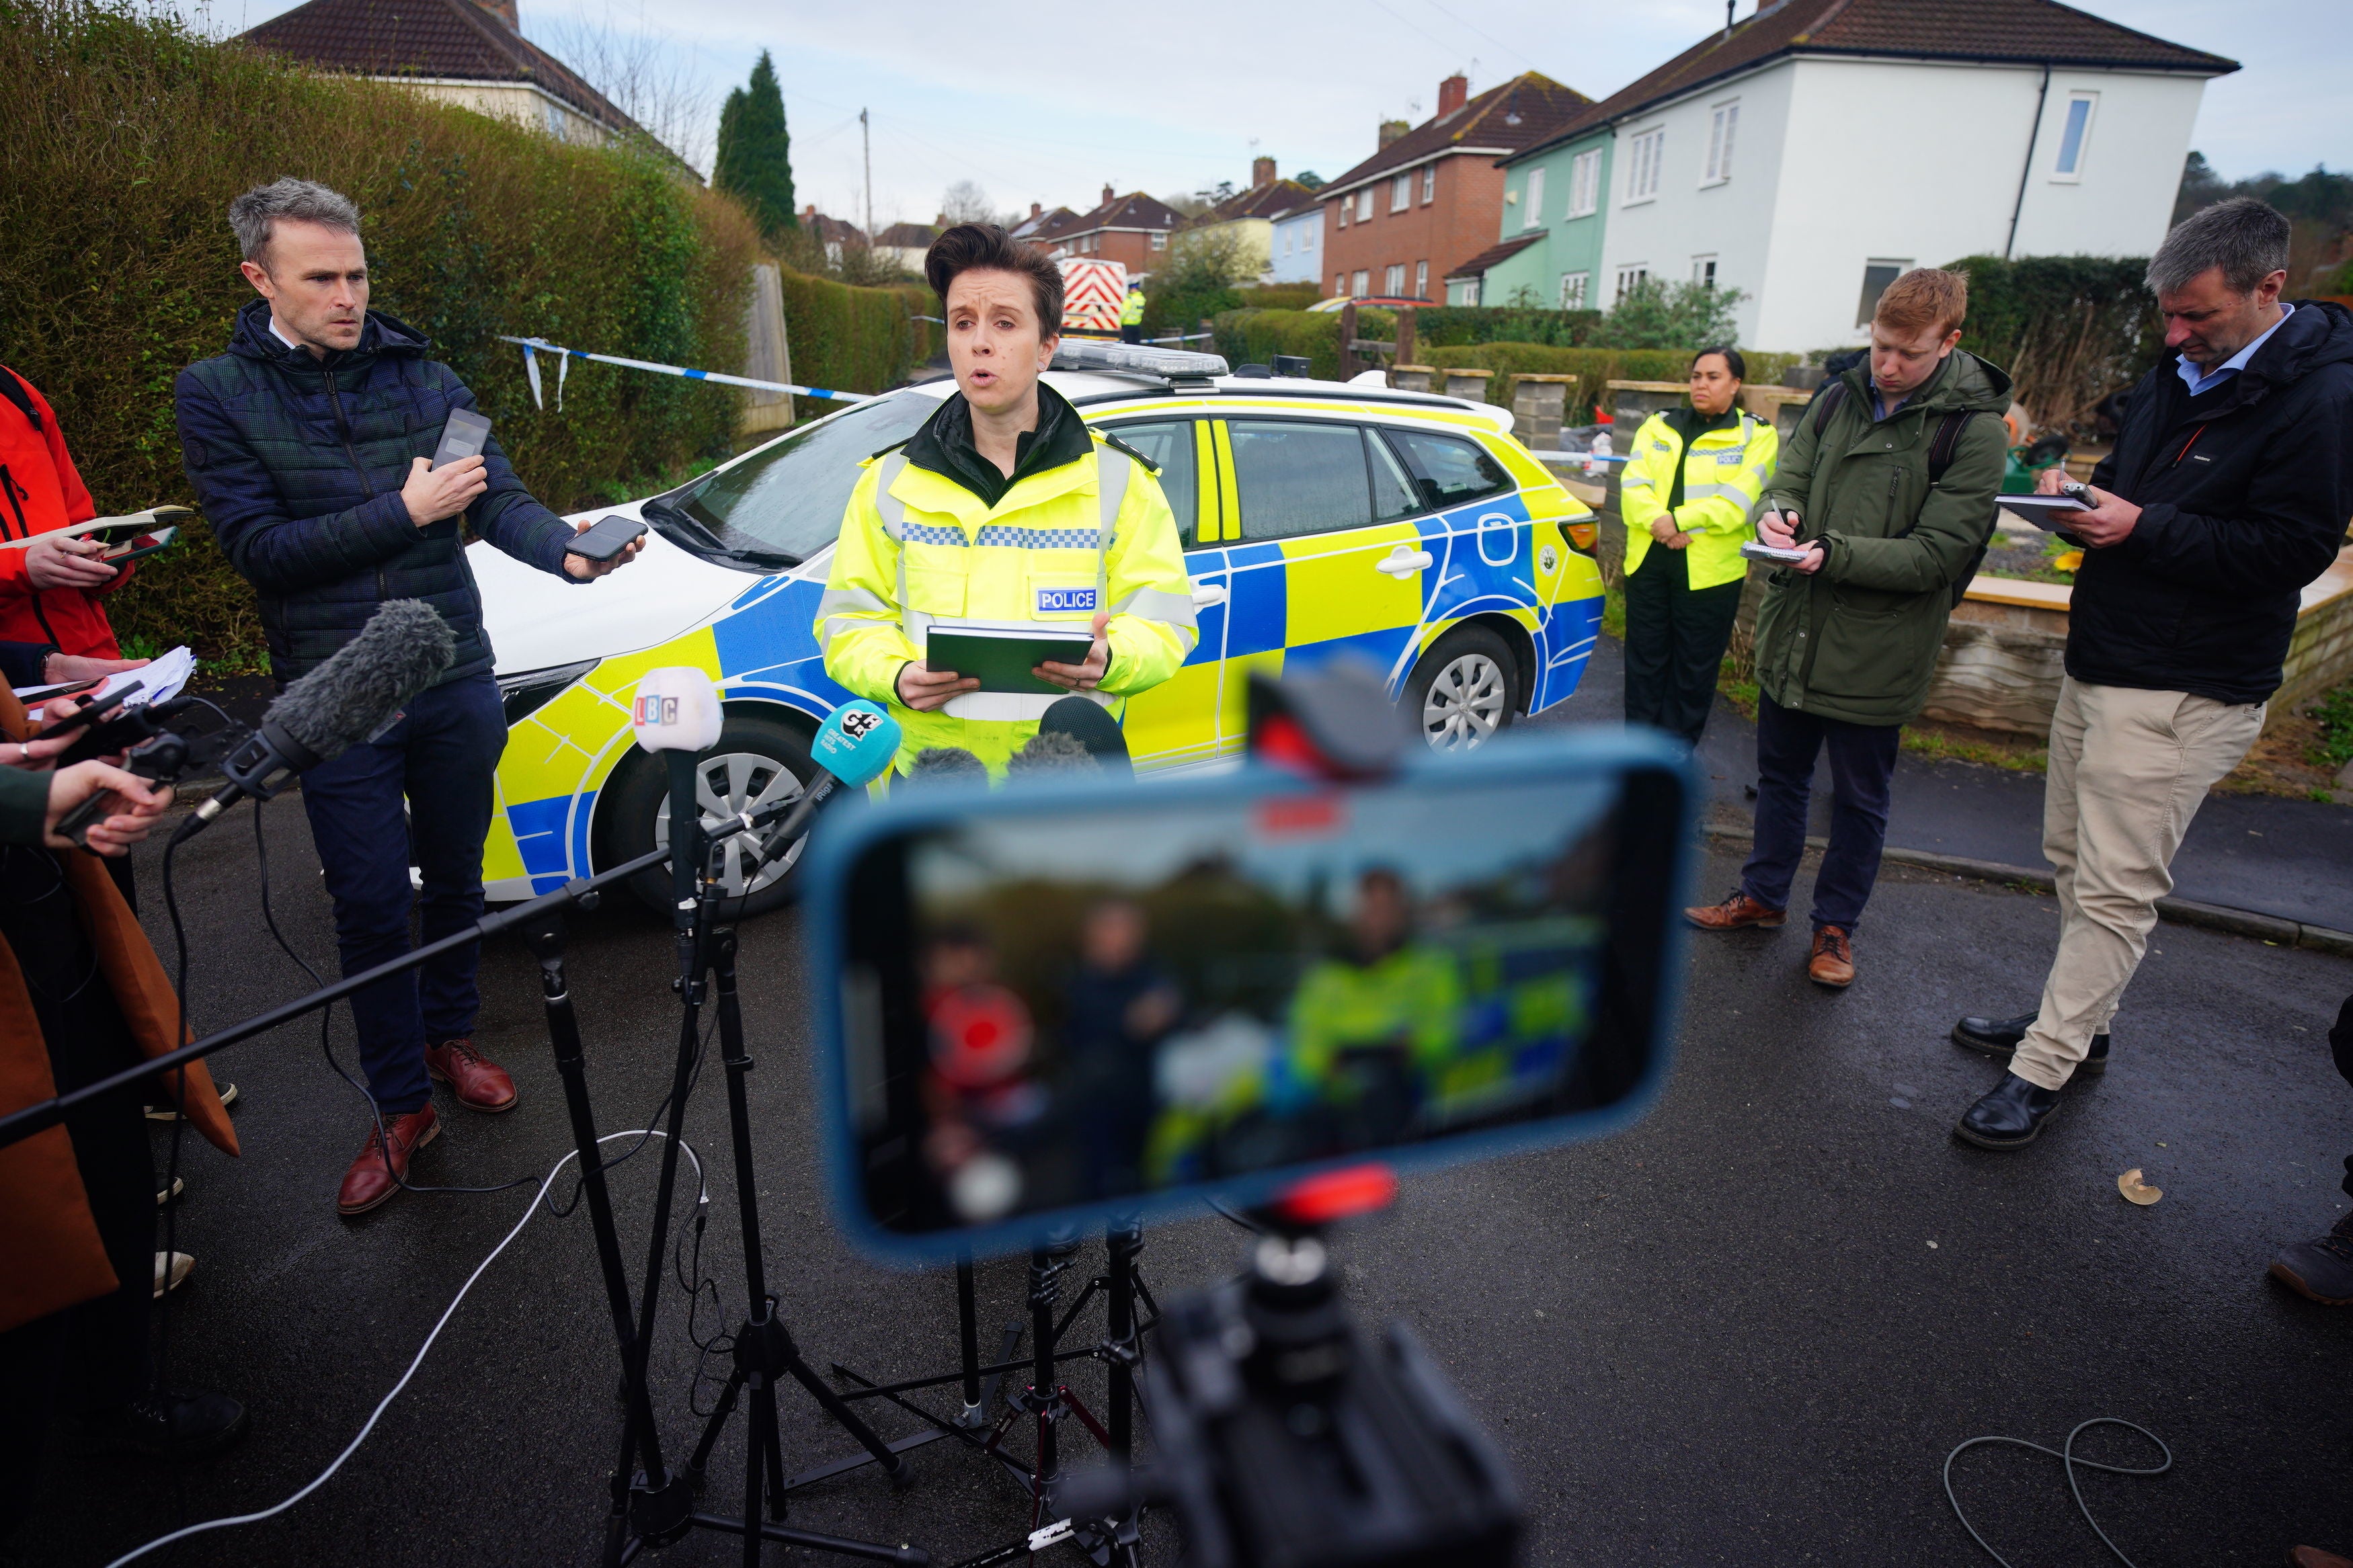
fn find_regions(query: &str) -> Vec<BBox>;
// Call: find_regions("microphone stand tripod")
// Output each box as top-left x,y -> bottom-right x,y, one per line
599,751 -> 923,1568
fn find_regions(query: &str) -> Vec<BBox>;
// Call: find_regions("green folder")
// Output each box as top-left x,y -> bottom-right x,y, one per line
924,621 -> 1096,695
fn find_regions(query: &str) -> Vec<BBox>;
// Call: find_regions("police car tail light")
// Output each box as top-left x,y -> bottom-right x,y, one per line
1564,521 -> 1599,554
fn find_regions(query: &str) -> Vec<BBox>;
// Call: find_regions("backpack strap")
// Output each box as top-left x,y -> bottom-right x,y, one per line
1926,409 -> 1975,483
0,367 -> 42,434
1808,378 -> 1848,440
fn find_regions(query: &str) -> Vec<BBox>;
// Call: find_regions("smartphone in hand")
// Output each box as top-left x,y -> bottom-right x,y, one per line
565,514 -> 647,562
432,408 -> 493,470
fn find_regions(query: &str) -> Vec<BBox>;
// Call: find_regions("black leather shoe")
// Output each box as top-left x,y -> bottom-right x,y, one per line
2270,1212 -> 2353,1305
82,1389 -> 251,1459
1952,1011 -> 2108,1076
1954,1073 -> 2061,1149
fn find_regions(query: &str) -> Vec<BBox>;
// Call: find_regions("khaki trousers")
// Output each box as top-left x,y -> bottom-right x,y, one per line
2012,677 -> 2265,1091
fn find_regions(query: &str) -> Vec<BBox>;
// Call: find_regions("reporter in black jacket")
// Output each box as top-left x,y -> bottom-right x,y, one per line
1953,198 -> 2353,1149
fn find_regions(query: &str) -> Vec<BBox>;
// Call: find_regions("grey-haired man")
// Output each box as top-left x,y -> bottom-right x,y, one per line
1952,198 -> 2353,1148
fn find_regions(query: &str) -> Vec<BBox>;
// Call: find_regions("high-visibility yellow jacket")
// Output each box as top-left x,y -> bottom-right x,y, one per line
1617,408 -> 1778,592
1120,289 -> 1147,326
817,431 -> 1197,776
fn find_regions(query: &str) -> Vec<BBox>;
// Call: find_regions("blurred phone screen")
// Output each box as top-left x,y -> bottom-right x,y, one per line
830,751 -> 1685,1247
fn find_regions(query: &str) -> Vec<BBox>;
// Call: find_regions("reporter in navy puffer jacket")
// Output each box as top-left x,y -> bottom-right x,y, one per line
174,179 -> 643,1216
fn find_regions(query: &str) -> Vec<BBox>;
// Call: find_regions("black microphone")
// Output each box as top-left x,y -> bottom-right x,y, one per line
1036,695 -> 1131,779
178,600 -> 455,839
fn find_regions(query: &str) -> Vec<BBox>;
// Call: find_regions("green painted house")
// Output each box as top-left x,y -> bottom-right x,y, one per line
1448,124 -> 1613,308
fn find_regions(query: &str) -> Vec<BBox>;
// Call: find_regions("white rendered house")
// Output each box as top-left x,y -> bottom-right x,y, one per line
1556,0 -> 2234,352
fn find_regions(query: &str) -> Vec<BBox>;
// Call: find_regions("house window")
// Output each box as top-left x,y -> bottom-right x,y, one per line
1421,165 -> 1435,203
1353,269 -> 1370,296
1304,222 -> 1316,251
1626,128 -> 1663,202
1614,264 -> 1649,303
1334,273 -> 1348,296
1703,101 -> 1739,183
1560,272 -> 1589,308
1337,200 -> 1349,230
1357,189 -> 1374,222
1392,174 -> 1412,212
1521,166 -> 1546,230
2052,92 -> 2098,180
1856,258 -> 1913,326
1385,263 -> 1405,294
1414,259 -> 1428,297
1151,231 -> 1166,251
1693,255 -> 1718,289
1568,149 -> 1601,217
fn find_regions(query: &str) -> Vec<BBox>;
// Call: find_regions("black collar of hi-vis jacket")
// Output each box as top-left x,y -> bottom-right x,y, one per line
905,380 -> 1094,507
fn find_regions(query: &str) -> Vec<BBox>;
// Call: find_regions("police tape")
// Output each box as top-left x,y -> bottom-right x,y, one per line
496,335 -> 875,413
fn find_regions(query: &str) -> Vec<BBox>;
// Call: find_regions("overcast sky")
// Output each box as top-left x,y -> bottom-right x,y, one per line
198,0 -> 2348,226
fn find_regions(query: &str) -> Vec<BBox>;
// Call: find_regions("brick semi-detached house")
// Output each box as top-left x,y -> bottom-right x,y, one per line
1319,72 -> 1591,301
1048,185 -> 1184,280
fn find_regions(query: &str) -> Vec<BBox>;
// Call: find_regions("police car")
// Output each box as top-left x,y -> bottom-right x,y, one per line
473,343 -> 1605,913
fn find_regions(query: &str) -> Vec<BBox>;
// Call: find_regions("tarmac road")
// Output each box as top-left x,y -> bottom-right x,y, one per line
6,739 -> 2352,1566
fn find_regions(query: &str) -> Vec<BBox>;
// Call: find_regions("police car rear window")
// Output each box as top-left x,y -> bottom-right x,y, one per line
653,394 -> 937,569
1384,427 -> 1511,511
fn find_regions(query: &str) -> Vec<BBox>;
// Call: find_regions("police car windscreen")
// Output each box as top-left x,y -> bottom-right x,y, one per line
653,393 -> 936,567
885,776 -> 1619,1230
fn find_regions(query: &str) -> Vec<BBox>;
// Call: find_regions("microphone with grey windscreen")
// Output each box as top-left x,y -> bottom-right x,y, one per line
181,599 -> 456,835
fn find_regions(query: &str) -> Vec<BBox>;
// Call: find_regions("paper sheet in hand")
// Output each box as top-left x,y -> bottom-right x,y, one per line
12,645 -> 195,707
923,620 -> 1095,696
1996,494 -> 2091,531
1741,540 -> 1814,566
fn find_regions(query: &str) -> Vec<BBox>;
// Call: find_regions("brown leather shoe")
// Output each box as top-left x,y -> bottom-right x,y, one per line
1807,925 -> 1856,988
425,1038 -> 518,1113
337,1106 -> 439,1215
1685,889 -> 1786,931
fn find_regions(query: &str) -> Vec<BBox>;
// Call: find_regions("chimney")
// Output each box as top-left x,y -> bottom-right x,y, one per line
1252,155 -> 1276,188
473,0 -> 519,28
1378,119 -> 1410,150
1437,73 -> 1468,117
1030,202 -> 1042,219
1102,183 -> 1117,208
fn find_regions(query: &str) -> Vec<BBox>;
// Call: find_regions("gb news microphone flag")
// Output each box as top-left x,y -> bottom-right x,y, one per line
498,337 -> 874,414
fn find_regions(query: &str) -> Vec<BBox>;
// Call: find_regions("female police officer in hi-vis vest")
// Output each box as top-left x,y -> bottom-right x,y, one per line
816,225 -> 1197,780
1616,346 -> 1778,746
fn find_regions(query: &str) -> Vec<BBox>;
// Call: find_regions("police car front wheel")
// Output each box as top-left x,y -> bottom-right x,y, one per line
1404,626 -> 1519,753
598,711 -> 820,920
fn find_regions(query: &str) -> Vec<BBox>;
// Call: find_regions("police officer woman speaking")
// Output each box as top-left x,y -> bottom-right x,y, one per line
817,224 -> 1196,779
1616,347 -> 1778,745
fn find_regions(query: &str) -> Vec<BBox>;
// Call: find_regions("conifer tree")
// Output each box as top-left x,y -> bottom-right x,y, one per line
714,50 -> 795,238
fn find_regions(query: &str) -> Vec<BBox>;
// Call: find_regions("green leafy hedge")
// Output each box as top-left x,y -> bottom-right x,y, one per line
1415,306 -> 1602,349
1420,344 -> 1799,421
1232,284 -> 1324,313
1209,308 -> 1393,381
1944,254 -> 2161,434
0,0 -> 762,667
775,272 -> 934,418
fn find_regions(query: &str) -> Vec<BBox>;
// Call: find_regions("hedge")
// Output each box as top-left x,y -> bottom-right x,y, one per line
1232,284 -> 1323,313
0,0 -> 762,668
1943,254 -> 2162,434
1414,306 -> 1602,349
1420,343 -> 1800,421
1211,308 -> 1394,382
775,272 -> 935,419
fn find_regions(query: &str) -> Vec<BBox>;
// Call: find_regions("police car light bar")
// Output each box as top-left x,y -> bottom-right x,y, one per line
1050,340 -> 1231,381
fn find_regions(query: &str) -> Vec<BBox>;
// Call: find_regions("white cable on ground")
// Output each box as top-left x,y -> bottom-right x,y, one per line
106,1130 -> 704,1568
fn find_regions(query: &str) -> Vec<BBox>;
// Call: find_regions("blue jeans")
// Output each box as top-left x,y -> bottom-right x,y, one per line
299,673 -> 506,1115
1739,692 -> 1899,931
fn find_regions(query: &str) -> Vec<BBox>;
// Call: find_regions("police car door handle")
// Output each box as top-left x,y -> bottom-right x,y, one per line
1377,546 -> 1433,576
1191,583 -> 1228,608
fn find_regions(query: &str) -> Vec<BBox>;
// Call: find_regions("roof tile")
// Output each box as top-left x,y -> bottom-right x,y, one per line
1322,73 -> 1594,196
